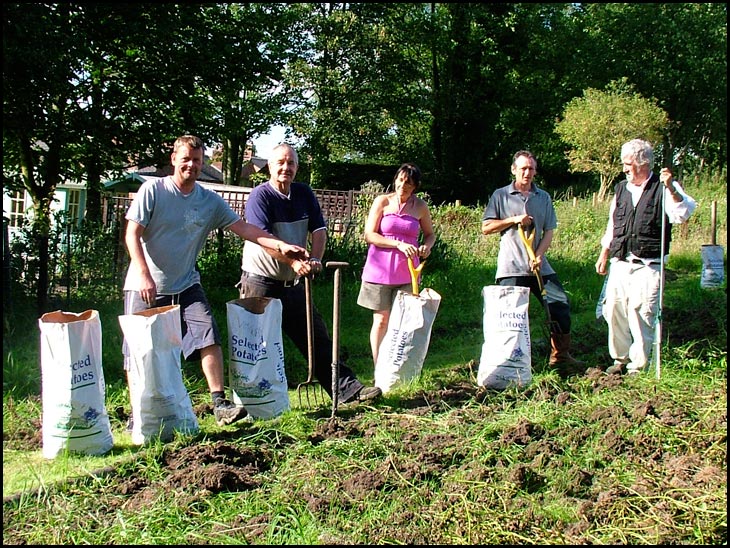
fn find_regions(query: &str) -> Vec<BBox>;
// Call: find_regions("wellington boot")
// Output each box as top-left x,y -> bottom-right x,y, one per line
549,333 -> 584,367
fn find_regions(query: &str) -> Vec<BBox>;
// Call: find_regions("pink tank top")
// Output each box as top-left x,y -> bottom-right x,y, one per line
361,213 -> 421,285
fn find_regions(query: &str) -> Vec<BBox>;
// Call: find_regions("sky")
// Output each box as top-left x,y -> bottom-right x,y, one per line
251,125 -> 287,159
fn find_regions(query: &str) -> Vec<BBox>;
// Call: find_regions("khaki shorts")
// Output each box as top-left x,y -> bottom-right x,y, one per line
357,280 -> 412,311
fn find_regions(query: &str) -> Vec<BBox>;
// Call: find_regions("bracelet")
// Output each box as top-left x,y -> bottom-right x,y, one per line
310,258 -> 321,264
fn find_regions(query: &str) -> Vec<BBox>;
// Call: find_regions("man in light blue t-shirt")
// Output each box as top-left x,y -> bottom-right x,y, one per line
123,135 -> 307,427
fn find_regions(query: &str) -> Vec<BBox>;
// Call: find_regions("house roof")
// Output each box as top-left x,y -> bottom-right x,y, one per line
103,172 -> 146,193
103,171 -> 253,194
210,156 -> 269,176
250,157 -> 268,171
133,163 -> 224,183
104,155 -> 266,193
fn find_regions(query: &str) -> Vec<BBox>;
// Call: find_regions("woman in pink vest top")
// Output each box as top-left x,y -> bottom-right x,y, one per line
357,163 -> 436,369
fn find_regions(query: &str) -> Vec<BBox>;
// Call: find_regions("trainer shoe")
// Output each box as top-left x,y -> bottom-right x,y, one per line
213,399 -> 248,426
356,386 -> 382,402
605,363 -> 625,375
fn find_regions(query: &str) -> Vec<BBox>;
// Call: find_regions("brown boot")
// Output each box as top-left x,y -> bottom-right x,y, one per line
549,333 -> 584,367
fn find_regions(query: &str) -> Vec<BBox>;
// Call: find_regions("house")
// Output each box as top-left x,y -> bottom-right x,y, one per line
209,156 -> 269,183
3,181 -> 87,238
4,151 -> 368,242
4,146 -> 268,235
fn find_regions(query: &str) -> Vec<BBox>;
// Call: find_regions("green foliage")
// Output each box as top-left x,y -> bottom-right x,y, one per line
196,230 -> 244,293
248,171 -> 269,187
64,220 -> 126,303
429,202 -> 488,271
6,212 -> 124,306
581,3 -> 727,169
555,78 -> 669,201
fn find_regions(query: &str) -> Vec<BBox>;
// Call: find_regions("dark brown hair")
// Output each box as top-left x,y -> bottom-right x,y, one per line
394,162 -> 422,188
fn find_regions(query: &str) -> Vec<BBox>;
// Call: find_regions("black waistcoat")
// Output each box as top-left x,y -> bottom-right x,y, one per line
608,173 -> 672,260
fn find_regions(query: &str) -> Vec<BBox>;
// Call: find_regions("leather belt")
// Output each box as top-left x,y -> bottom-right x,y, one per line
244,272 -> 300,288
627,257 -> 660,265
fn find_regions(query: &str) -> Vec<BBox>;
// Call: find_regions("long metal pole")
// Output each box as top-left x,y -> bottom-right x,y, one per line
655,182 -> 668,380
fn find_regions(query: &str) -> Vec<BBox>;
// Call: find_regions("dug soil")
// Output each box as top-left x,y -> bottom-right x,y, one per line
3,362 -> 726,545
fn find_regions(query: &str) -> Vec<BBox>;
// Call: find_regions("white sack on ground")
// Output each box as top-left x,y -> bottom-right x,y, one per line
118,304 -> 198,445
477,285 -> 532,390
226,297 -> 289,419
700,244 -> 725,289
39,309 -> 114,459
375,288 -> 441,394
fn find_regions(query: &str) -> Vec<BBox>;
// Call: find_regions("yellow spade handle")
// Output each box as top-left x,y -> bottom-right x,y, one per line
517,225 -> 546,296
407,257 -> 425,295
517,225 -> 537,263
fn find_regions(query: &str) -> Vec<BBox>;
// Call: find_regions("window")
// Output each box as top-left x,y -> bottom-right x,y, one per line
7,191 -> 26,228
66,188 -> 81,224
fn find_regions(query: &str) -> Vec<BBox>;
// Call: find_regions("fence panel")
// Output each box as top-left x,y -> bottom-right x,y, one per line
101,187 -> 372,237
4,187 -> 378,308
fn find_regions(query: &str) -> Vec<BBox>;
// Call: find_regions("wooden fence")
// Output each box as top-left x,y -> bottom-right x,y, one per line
103,186 -> 374,240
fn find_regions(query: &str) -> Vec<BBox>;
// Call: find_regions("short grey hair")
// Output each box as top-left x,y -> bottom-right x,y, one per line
621,139 -> 654,169
271,143 -> 299,165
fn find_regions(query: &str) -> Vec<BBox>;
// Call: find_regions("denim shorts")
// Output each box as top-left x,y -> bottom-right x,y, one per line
122,283 -> 221,368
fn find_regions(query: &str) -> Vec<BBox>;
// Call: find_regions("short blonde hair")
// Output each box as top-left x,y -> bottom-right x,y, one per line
173,135 -> 204,154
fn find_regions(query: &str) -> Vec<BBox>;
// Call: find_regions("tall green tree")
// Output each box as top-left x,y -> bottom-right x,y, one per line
427,3 -> 592,201
555,79 -> 668,202
581,3 -> 727,172
201,4 -> 302,186
67,4 -> 215,222
4,4 -> 90,313
285,3 -> 432,186
3,4 -> 217,313
492,3 -> 592,187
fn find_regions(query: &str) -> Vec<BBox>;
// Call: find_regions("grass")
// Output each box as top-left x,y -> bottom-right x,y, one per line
3,171 -> 727,544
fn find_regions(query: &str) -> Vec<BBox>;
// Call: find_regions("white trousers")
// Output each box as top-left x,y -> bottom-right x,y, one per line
603,260 -> 661,372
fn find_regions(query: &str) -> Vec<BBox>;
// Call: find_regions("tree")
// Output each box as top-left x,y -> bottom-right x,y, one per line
284,3 -> 433,186
581,3 -> 727,172
3,4 -> 88,314
201,4 -> 302,186
3,4 -> 219,313
554,79 -> 669,202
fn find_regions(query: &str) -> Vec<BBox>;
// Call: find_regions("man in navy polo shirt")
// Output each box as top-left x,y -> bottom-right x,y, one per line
238,143 -> 381,405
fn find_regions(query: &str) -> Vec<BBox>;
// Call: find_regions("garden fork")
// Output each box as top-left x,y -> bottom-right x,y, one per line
297,274 -> 324,408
